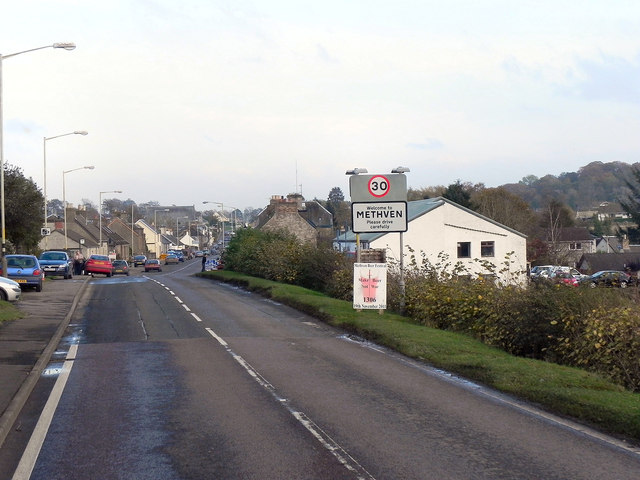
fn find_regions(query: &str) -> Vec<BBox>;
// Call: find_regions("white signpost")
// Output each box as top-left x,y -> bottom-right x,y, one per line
353,262 -> 388,310
348,171 -> 409,311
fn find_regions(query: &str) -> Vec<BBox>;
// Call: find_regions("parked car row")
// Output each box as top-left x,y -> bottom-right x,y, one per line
531,264 -> 635,288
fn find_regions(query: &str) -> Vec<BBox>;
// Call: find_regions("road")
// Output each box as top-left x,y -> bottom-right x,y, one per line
2,258 -> 640,479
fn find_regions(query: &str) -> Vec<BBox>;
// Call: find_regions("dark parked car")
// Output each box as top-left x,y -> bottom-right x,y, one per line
111,260 -> 130,276
580,270 -> 633,288
4,254 -> 44,291
39,251 -> 73,279
133,255 -> 147,267
144,259 -> 162,272
84,255 -> 114,277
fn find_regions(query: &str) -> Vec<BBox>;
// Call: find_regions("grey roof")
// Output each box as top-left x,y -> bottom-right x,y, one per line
578,253 -> 640,273
342,197 -> 527,242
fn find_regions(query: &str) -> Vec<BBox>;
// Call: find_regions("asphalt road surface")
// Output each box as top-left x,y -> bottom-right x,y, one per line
3,259 -> 640,479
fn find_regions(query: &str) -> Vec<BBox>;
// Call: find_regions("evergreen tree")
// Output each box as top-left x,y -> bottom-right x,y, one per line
442,180 -> 476,209
3,163 -> 44,252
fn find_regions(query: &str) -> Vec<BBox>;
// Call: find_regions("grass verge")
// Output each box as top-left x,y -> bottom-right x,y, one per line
199,269 -> 640,444
0,301 -> 24,325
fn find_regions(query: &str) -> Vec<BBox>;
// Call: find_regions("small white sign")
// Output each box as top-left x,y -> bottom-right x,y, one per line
353,263 -> 387,310
352,202 -> 407,233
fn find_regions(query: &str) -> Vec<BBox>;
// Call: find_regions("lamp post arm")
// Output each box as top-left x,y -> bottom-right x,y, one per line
1,43 -> 76,60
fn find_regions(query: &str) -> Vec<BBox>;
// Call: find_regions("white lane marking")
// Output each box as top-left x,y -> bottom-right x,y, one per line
174,296 -> 182,303
191,313 -> 203,322
182,304 -> 191,312
205,327 -> 228,347
12,344 -> 79,480
203,327 -> 374,479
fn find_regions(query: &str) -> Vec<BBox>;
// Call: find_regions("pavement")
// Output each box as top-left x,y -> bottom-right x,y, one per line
0,275 -> 88,449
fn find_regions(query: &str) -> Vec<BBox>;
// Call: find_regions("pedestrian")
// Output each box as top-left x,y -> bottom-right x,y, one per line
201,254 -> 207,272
73,250 -> 85,275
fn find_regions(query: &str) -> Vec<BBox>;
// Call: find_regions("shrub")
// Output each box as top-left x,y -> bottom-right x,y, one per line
555,306 -> 640,391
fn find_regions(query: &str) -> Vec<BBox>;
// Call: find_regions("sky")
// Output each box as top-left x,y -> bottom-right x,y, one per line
1,1 -> 639,213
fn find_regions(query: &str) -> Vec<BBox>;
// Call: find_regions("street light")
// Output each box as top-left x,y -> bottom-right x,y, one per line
226,206 -> 240,233
63,166 -> 94,251
202,201 -> 224,249
99,190 -> 122,255
154,208 -> 170,258
0,42 -> 77,276
176,215 -> 188,250
43,130 -> 88,249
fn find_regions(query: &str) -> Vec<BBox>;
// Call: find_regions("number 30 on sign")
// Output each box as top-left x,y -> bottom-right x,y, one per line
367,175 -> 390,198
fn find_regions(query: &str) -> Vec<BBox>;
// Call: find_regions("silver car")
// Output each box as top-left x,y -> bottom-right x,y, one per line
0,276 -> 22,302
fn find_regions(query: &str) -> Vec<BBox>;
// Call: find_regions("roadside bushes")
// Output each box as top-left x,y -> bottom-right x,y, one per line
223,228 -> 353,296
396,262 -> 640,392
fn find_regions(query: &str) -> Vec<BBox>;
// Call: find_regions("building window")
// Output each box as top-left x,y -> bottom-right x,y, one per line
457,242 -> 471,258
481,241 -> 495,257
569,242 -> 582,250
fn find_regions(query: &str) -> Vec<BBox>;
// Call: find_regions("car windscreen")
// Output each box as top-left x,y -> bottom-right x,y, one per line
41,252 -> 66,261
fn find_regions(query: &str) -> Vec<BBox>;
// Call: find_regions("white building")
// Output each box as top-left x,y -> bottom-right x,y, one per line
339,197 -> 528,285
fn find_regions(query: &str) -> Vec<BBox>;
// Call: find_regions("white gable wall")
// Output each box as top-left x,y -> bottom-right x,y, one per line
369,202 -> 527,284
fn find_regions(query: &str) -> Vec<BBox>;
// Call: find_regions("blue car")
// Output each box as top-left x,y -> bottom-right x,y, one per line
39,251 -> 73,279
5,254 -> 44,292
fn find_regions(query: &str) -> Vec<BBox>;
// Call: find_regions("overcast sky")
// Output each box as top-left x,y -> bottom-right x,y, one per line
2,1 -> 639,212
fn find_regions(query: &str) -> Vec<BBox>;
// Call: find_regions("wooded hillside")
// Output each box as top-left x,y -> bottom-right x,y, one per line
502,161 -> 639,211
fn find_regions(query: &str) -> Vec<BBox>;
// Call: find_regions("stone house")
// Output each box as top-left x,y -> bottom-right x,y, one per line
254,194 -> 333,246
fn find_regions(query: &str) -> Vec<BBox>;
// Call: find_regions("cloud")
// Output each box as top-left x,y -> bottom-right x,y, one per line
406,139 -> 444,150
566,53 -> 640,104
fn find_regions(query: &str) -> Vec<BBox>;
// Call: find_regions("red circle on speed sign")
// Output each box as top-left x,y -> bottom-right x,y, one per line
368,175 -> 391,198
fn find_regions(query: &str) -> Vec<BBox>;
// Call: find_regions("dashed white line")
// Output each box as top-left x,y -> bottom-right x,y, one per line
203,325 -> 374,479
205,327 -> 228,347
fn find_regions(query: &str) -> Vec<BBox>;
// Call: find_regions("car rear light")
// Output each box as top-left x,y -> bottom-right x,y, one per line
33,269 -> 42,276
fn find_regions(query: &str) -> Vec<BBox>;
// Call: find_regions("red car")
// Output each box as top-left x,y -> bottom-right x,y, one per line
84,255 -> 113,277
144,259 -> 162,272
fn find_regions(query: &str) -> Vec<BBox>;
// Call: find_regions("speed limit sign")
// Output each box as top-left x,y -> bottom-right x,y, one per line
349,173 -> 407,202
368,175 -> 390,198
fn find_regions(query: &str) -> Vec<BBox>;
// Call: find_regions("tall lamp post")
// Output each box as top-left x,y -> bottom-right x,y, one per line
154,208 -> 169,258
63,166 -> 94,251
176,215 -> 188,250
99,190 -> 122,255
43,130 -> 88,249
226,206 -> 240,233
0,42 -> 76,276
202,201 -> 224,249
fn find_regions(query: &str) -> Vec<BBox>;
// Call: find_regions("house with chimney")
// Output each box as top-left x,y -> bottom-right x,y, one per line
253,194 -> 333,246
